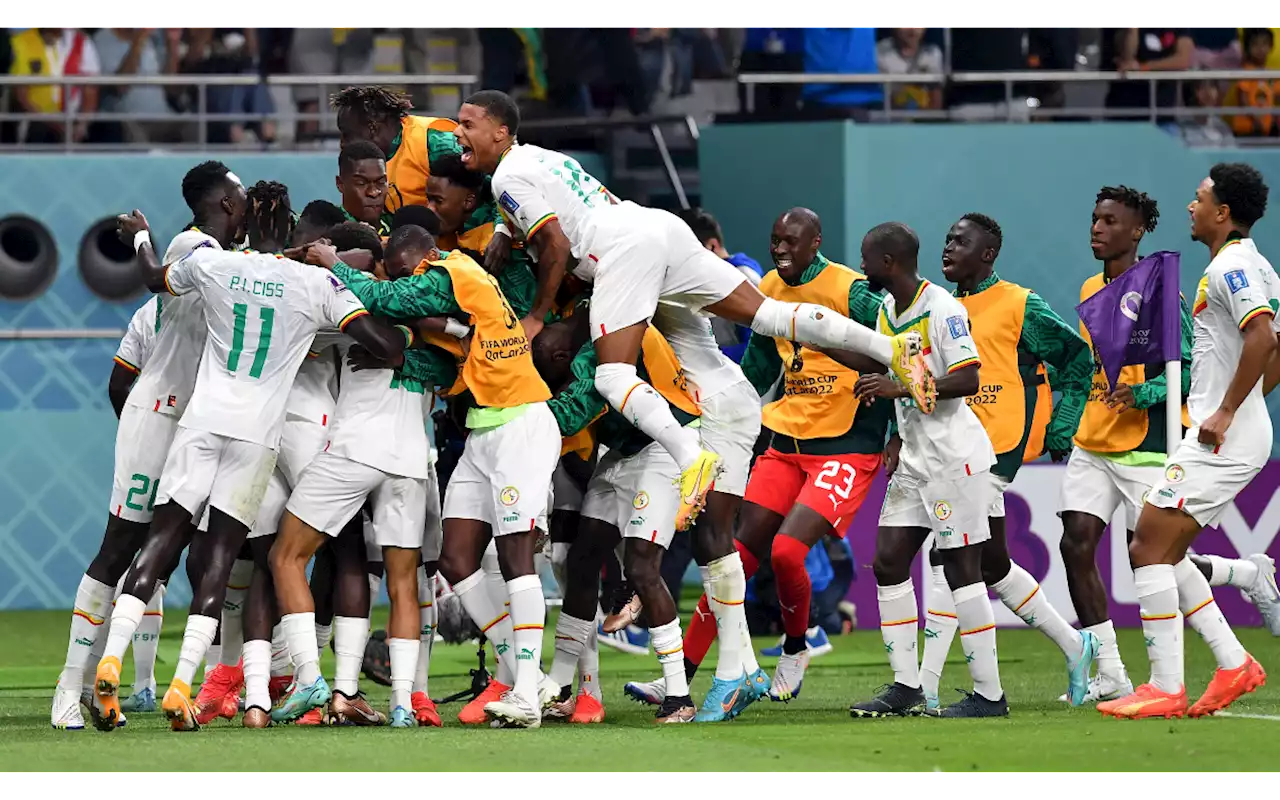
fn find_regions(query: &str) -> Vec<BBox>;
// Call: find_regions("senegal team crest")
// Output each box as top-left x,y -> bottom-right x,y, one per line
933,501 -> 952,521
633,491 -> 650,510
500,486 -> 520,506
1165,464 -> 1185,484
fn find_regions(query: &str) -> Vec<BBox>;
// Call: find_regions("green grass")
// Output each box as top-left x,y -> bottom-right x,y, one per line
2,606 -> 1278,770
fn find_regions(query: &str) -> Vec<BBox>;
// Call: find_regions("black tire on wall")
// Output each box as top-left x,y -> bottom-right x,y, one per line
79,217 -> 151,301
0,215 -> 58,300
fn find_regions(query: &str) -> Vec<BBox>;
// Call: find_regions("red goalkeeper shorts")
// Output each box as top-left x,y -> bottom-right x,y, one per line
743,448 -> 881,536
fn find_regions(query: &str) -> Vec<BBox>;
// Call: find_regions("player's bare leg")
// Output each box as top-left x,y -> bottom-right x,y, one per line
439,519 -> 514,724
1105,505 -> 1264,719
547,516 -> 613,722
483,529 -> 547,728
704,281 -> 936,413
411,558 -> 442,726
625,537 -> 693,722
850,525 -> 929,718
1060,512 -> 1133,702
268,511 -> 336,722
54,514 -> 150,730
93,501 -> 196,732
239,536 -> 278,728
384,545 -> 421,727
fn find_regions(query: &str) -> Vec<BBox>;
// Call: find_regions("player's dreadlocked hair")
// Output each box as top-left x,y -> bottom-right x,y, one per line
429,151 -> 486,193
181,160 -> 232,214
1096,185 -> 1160,233
1208,162 -> 1269,227
245,180 -> 293,248
325,220 -> 384,261
330,86 -> 413,123
960,212 -> 1003,257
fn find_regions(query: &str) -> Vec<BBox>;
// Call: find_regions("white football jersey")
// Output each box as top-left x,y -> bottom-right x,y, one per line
286,334 -> 341,424
326,339 -> 430,479
1188,237 -> 1280,468
115,295 -> 159,374
491,143 -> 615,260
878,280 -> 996,482
126,229 -> 216,416
164,249 -> 367,449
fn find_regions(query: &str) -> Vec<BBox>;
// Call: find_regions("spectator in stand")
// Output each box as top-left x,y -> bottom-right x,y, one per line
946,29 -> 1032,121
185,28 -> 276,145
675,207 -> 762,364
1174,78 -> 1236,147
1191,29 -> 1243,69
737,28 -> 805,118
802,28 -> 882,115
876,28 -> 943,111
7,28 -> 101,144
1240,28 -> 1280,69
1225,29 -> 1278,138
1105,29 -> 1194,118
289,29 -> 375,140
543,29 -> 650,117
477,29 -> 546,104
92,29 -> 185,144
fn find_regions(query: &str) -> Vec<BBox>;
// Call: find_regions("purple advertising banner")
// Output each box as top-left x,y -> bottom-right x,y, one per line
843,462 -> 1280,628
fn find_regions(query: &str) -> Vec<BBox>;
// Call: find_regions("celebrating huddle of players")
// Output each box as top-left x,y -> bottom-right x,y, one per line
49,87 -> 1280,734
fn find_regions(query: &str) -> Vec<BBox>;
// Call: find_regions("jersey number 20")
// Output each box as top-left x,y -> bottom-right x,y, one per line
227,303 -> 274,379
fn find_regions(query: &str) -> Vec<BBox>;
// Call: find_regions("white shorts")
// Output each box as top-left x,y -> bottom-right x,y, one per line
988,474 -> 1012,519
251,417 -> 330,539
581,442 -> 681,550
156,426 -> 277,529
110,405 -> 180,523
442,402 -> 560,535
585,202 -> 747,339
1059,447 -> 1161,533
288,451 -> 427,548
1145,438 -> 1261,528
552,462 -> 585,512
878,469 -> 995,549
693,379 -> 762,497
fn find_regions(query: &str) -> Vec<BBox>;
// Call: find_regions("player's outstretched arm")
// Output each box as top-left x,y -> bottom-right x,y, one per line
117,210 -> 168,293
1264,335 -> 1280,396
523,217 -> 574,338
107,362 -> 137,419
343,314 -> 410,366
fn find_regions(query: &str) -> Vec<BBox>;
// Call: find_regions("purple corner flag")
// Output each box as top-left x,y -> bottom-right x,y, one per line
1076,250 -> 1183,390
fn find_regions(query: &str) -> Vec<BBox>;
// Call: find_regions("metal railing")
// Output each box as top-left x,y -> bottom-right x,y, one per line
738,69 -> 1280,133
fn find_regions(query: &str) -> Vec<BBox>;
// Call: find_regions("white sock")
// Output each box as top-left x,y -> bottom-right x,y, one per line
1175,558 -> 1246,670
315,623 -> 333,651
132,585 -> 165,692
708,552 -> 748,681
60,574 -> 114,691
1204,554 -> 1260,589
595,362 -> 702,469
173,614 -> 219,688
270,623 -> 292,677
368,570 -> 383,613
219,558 -> 252,667
920,565 -> 956,700
333,616 -> 370,696
991,561 -> 1081,659
389,637 -> 418,711
414,567 -> 435,695
578,623 -> 601,701
506,574 -> 546,702
203,645 -> 222,679
751,296 -> 894,364
550,613 -> 592,690
282,612 -> 321,686
651,619 -> 690,698
102,593 -> 146,665
953,582 -> 1002,702
242,639 -> 271,711
1134,564 -> 1183,693
876,579 -> 920,689
454,570 -> 516,684
1085,620 -> 1126,681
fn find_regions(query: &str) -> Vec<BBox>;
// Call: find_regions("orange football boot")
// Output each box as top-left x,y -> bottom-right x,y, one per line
458,678 -> 510,725
412,691 -> 443,727
1189,653 -> 1266,717
1102,683 -> 1188,719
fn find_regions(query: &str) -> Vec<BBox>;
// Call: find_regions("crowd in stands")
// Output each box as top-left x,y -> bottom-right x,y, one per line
2,28 -> 1278,147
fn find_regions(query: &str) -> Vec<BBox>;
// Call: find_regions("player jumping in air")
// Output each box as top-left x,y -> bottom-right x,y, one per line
1102,163 -> 1275,719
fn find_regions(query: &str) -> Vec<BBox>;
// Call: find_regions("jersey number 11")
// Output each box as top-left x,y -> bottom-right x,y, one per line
227,303 -> 274,379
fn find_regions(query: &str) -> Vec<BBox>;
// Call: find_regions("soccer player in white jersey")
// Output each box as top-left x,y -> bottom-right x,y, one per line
455,89 -> 934,528
845,223 -> 1006,718
1101,163 -> 1276,720
94,181 -> 408,733
459,90 -> 919,719
51,162 -> 247,731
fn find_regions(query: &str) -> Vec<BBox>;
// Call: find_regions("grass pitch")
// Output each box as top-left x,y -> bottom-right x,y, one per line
1,605 -> 1277,771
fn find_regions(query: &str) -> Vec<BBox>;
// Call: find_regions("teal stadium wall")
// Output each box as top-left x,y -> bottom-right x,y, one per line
0,151 -> 605,610
700,121 -> 1280,451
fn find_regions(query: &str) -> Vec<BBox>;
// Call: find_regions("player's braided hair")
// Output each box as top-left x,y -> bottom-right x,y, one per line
245,180 -> 293,248
1208,162 -> 1269,227
1096,185 -> 1160,233
330,86 -> 413,123
960,212 -> 1003,256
